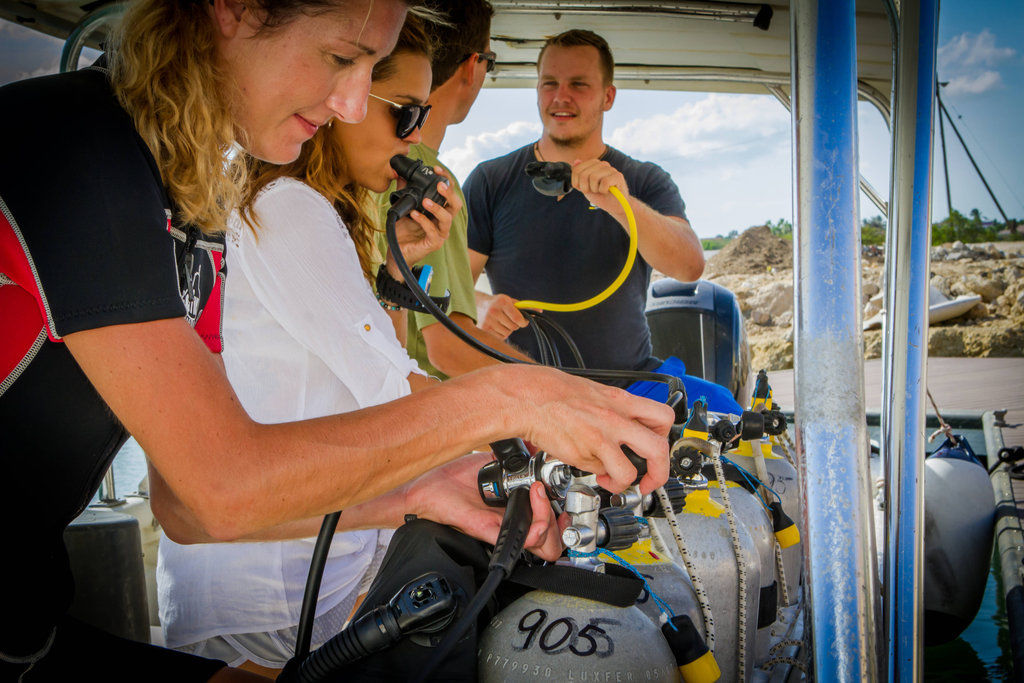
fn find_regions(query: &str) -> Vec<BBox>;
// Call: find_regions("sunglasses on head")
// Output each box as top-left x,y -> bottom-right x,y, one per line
463,50 -> 497,73
368,93 -> 431,139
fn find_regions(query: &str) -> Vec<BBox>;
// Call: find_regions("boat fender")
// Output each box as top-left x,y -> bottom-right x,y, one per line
662,615 -> 721,683
769,501 -> 800,549
929,435 -> 983,467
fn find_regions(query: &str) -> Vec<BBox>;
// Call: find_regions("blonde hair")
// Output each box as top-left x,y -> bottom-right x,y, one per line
110,0 -> 242,235
240,13 -> 435,284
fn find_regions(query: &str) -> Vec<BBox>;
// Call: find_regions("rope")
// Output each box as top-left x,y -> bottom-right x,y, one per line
710,443 -> 748,681
779,432 -> 798,469
568,547 -> 678,629
926,388 -> 959,444
774,541 -> 791,608
760,655 -> 809,674
768,639 -> 807,656
652,487 -> 716,652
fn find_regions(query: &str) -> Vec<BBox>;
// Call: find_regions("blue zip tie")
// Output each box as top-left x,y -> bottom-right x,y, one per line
568,547 -> 678,630
720,454 -> 781,508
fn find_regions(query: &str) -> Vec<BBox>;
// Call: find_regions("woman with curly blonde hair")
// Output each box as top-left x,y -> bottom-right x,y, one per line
158,16 -> 463,675
0,0 -> 673,679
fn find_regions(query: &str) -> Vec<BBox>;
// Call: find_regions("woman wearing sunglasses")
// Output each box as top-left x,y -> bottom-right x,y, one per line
156,17 -> 513,676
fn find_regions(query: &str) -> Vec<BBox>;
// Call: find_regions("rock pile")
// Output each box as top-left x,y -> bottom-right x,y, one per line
696,226 -> 1024,371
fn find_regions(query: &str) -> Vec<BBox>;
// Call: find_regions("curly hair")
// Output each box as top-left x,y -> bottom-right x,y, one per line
110,0 -> 427,237
110,0 -> 243,235
240,13 -> 435,285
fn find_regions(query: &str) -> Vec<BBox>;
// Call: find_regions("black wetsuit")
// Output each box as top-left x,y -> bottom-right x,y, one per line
0,68 -> 226,680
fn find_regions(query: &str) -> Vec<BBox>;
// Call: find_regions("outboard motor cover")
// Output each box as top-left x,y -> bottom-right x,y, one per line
646,279 -> 750,403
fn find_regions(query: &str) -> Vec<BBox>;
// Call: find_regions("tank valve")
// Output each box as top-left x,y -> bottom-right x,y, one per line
762,410 -> 787,436
737,410 -> 766,441
708,417 -> 737,447
598,507 -> 641,551
646,479 -> 687,517
671,442 -> 705,480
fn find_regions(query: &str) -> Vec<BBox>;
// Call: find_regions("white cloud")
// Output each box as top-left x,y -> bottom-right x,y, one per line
441,120 -> 542,179
606,93 -> 789,164
945,70 -> 1003,96
939,29 -> 1015,69
938,29 -> 1016,96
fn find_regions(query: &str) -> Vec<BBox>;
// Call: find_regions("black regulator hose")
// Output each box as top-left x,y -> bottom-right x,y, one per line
413,486 -> 534,683
294,511 -> 341,661
383,201 -> 682,394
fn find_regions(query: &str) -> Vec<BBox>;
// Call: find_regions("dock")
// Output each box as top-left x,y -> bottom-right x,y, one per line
766,357 -> 1024,449
770,356 -> 1024,678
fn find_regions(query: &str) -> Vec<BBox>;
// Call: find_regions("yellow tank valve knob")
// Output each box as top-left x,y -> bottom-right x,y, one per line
661,615 -> 721,683
770,501 -> 801,549
678,650 -> 722,683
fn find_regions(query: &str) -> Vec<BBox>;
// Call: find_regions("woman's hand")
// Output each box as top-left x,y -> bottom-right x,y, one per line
475,364 -> 674,496
385,167 -> 461,280
406,452 -> 567,561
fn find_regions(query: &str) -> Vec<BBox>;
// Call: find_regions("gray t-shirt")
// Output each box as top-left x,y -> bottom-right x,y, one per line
465,144 -> 686,372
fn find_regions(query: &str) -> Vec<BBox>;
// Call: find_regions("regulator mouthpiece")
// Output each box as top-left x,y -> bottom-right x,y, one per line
525,160 -> 573,197
388,154 -> 447,219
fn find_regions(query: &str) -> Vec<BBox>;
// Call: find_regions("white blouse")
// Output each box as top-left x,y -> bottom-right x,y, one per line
158,178 -> 422,647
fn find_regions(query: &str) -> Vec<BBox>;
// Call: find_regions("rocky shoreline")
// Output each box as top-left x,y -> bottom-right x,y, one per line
698,226 -> 1024,372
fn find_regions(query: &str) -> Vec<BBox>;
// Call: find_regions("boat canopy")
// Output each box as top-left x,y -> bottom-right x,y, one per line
1,0 -> 895,116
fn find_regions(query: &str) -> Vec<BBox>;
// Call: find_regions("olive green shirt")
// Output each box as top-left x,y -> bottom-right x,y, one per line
375,143 -> 478,379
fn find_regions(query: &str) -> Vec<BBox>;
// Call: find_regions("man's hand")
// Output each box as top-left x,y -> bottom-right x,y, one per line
407,452 -> 566,561
476,291 -> 529,339
571,158 -> 631,224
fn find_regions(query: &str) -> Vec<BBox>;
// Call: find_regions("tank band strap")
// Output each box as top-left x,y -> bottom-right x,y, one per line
508,562 -> 643,608
569,548 -> 678,629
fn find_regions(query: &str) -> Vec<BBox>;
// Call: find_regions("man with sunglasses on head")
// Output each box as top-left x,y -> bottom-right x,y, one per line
464,29 -> 706,396
376,0 -> 535,380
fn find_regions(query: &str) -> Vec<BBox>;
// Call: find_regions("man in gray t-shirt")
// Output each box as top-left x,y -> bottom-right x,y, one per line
465,29 -> 705,373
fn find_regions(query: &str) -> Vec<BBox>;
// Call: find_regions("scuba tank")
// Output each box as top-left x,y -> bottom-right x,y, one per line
478,590 -> 679,682
923,435 -> 995,645
604,482 -> 707,641
478,483 -> 718,683
721,370 -> 803,606
654,402 -> 762,682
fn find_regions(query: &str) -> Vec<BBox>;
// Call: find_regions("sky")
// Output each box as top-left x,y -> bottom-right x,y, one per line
1,1 -> 1020,239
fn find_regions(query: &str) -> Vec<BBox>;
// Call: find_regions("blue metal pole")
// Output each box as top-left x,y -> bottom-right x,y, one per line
790,0 -> 880,679
882,0 -> 939,680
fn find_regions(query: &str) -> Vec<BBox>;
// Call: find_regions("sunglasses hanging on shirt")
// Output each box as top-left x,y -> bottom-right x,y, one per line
369,93 -> 431,139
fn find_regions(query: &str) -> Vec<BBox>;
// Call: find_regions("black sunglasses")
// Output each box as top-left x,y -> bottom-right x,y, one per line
369,93 -> 431,139
463,50 -> 497,73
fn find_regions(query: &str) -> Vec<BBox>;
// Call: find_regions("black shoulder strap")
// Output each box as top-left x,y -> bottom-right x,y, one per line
508,563 -> 643,608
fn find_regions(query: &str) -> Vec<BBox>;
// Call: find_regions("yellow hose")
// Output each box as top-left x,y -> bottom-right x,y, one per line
514,186 -> 637,312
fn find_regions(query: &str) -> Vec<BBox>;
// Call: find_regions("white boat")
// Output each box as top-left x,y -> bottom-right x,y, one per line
2,1 -> 1008,681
